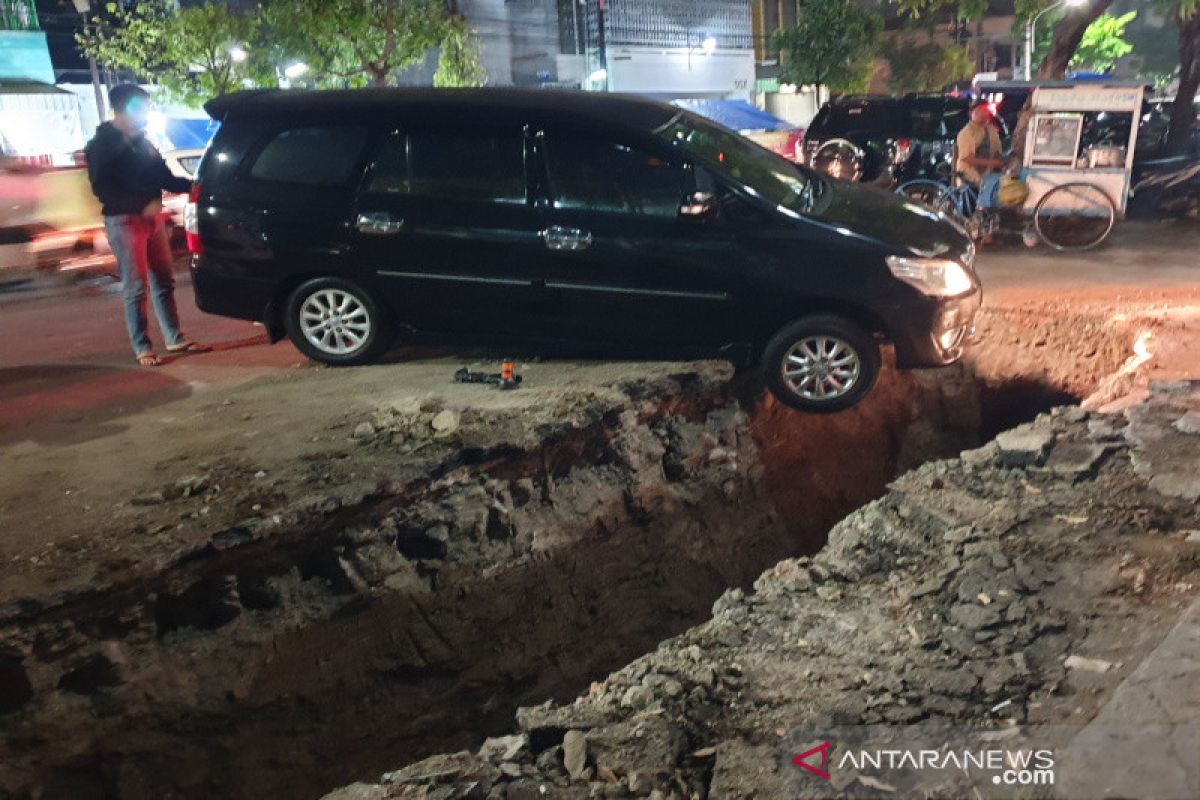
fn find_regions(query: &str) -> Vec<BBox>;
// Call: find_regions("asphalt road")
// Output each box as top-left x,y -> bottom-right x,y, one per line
2,219 -> 1197,449
0,267 -> 304,448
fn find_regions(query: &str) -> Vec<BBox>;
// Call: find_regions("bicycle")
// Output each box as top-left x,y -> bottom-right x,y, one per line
895,175 -> 1117,251
895,177 -> 998,242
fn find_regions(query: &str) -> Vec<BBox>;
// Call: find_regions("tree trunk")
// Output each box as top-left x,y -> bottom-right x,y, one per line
1011,0 -> 1115,159
1167,8 -> 1200,156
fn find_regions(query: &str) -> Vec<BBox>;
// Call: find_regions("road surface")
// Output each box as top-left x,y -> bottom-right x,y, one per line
0,268 -> 302,448
2,219 -> 1198,450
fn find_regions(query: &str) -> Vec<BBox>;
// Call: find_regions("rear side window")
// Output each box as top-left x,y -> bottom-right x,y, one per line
365,131 -> 526,204
249,126 -> 368,186
176,155 -> 202,176
544,137 -> 686,217
807,103 -> 905,139
911,102 -> 967,140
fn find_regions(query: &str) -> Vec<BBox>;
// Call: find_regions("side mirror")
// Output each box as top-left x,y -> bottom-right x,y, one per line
679,191 -> 717,220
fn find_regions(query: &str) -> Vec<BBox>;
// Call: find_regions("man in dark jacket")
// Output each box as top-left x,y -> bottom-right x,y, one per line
85,84 -> 207,366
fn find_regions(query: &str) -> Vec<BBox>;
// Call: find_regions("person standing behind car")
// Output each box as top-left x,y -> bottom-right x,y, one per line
85,84 -> 208,366
955,101 -> 1006,210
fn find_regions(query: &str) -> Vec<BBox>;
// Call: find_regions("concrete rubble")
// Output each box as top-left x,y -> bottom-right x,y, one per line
4,362 -> 979,798
329,382 -> 1200,800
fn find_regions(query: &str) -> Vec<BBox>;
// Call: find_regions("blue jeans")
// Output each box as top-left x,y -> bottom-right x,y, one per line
104,214 -> 184,356
978,173 -> 1002,209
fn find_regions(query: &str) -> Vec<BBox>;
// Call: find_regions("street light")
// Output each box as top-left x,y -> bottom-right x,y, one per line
70,0 -> 107,123
687,35 -> 718,71
1024,0 -> 1087,80
586,67 -> 608,90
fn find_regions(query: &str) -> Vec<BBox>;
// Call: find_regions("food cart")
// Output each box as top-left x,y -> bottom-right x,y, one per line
1020,82 -> 1145,246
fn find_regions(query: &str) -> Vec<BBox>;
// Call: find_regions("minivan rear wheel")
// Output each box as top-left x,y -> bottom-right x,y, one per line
762,315 -> 880,413
284,278 -> 389,366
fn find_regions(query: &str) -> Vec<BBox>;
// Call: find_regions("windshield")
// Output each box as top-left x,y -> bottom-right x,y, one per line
658,114 -> 825,215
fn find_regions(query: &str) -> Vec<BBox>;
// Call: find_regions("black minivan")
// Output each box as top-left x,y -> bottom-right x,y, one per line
800,94 -> 972,185
189,89 -> 980,412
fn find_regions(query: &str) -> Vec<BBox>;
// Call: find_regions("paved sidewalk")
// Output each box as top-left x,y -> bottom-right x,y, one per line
1060,597 -> 1200,799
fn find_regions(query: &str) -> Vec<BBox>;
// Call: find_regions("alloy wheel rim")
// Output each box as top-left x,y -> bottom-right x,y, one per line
781,336 -> 862,401
299,289 -> 371,355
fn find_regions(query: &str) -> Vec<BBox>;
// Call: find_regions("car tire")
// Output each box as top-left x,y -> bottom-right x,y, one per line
284,277 -> 390,366
762,315 -> 881,413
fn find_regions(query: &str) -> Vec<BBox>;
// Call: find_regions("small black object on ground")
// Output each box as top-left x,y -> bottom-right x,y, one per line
454,362 -> 522,390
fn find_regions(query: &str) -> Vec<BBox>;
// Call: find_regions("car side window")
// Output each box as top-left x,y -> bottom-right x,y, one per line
364,130 -> 526,204
249,126 -> 369,186
544,136 -> 687,217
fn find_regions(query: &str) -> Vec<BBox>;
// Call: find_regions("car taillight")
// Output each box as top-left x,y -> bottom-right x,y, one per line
184,182 -> 202,255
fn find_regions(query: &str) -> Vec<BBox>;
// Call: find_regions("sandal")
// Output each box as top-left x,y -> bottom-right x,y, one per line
136,352 -> 163,367
166,340 -> 212,354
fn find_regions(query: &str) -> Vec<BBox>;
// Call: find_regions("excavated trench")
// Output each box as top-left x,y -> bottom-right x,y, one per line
0,314 -> 1128,800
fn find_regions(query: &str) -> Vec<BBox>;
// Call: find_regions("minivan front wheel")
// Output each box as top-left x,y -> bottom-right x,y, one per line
762,315 -> 880,413
285,278 -> 389,365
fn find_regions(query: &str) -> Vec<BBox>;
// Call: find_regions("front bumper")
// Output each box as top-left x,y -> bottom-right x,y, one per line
891,288 -> 983,368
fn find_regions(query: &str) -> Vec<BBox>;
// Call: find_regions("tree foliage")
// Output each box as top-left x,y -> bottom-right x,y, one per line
890,0 -> 988,21
77,1 -> 276,107
774,0 -> 883,93
880,36 -> 973,93
433,16 -> 488,88
261,0 -> 460,88
78,0 -> 489,104
1071,11 -> 1136,71
1027,11 -> 1136,74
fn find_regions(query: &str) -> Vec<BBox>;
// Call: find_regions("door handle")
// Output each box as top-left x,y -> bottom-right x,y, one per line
541,226 -> 592,251
356,212 -> 404,235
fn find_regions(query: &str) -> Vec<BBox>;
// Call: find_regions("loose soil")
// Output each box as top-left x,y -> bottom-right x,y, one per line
2,227 -> 1197,798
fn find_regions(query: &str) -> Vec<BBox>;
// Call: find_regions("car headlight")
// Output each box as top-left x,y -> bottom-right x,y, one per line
886,255 -> 975,297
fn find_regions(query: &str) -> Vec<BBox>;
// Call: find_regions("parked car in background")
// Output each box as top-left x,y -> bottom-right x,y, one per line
0,156 -> 117,277
190,89 -> 980,413
163,147 -> 205,180
0,152 -> 41,271
800,94 -> 971,185
162,147 -> 203,251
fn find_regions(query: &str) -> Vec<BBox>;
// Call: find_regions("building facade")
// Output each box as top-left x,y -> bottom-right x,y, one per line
1,0 -> 87,163
581,0 -> 757,100
1,0 -> 54,84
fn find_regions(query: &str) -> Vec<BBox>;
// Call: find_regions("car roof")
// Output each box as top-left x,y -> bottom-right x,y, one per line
205,88 -> 682,132
829,93 -> 966,105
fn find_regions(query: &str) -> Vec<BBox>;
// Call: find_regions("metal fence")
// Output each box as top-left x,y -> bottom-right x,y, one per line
586,0 -> 755,51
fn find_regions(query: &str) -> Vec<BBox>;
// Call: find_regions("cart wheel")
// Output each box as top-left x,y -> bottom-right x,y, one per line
1034,183 -> 1116,251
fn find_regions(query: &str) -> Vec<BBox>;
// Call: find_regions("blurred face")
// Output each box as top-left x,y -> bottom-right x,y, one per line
971,105 -> 992,126
122,94 -> 152,131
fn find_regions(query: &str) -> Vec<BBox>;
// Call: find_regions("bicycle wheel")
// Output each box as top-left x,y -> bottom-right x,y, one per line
895,179 -> 948,207
1034,183 -> 1116,251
